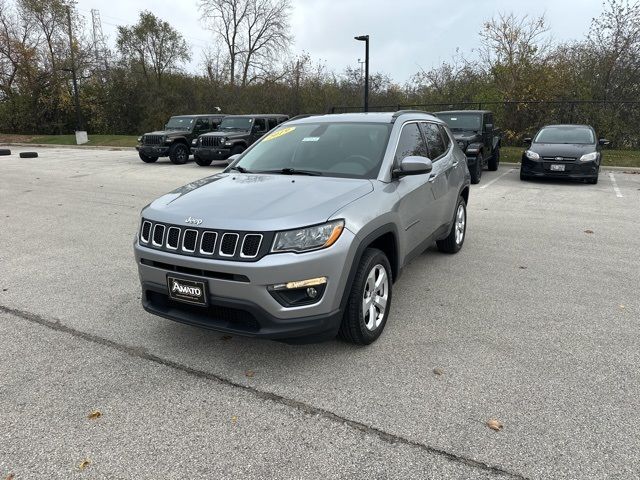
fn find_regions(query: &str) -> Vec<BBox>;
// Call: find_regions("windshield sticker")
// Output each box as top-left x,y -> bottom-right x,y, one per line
264,127 -> 296,142
302,137 -> 320,142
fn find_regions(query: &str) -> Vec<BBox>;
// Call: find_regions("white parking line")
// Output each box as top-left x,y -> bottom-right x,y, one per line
479,168 -> 516,189
609,172 -> 624,198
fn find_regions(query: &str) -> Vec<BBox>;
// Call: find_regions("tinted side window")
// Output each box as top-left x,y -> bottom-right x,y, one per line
422,122 -> 446,160
267,118 -> 278,130
394,123 -> 428,164
438,125 -> 451,149
254,118 -> 267,132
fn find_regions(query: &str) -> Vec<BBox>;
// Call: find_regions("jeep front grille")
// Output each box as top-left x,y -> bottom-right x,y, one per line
139,219 -> 269,262
143,135 -> 163,146
201,136 -> 221,147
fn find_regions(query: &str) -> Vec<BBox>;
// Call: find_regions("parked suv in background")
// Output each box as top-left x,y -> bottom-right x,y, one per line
192,114 -> 289,166
435,110 -> 501,183
137,114 -> 226,164
134,111 -> 470,345
520,124 -> 608,184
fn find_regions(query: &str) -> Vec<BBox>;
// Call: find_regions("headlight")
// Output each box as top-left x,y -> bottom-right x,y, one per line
272,220 -> 344,253
192,139 -> 198,145
525,150 -> 540,160
137,136 -> 142,142
579,152 -> 598,162
164,136 -> 173,144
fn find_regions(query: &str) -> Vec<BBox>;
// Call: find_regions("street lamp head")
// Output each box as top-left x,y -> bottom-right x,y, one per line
354,35 -> 369,41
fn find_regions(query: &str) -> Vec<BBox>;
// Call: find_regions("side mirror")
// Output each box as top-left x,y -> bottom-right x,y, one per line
523,137 -> 532,145
392,156 -> 433,178
599,138 -> 611,147
484,123 -> 493,130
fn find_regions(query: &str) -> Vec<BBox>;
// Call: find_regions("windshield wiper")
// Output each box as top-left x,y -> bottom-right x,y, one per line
258,168 -> 323,176
229,166 -> 251,173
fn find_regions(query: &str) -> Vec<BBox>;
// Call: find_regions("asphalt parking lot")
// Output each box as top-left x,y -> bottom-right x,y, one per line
1,147 -> 639,479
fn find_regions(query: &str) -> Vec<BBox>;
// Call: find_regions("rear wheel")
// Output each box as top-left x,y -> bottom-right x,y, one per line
338,248 -> 392,345
139,152 -> 158,163
194,154 -> 212,166
470,153 -> 483,184
488,148 -> 500,171
169,143 -> 189,165
436,196 -> 467,254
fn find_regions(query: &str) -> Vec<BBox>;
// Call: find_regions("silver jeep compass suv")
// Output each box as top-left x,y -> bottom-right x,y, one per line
134,111 -> 471,344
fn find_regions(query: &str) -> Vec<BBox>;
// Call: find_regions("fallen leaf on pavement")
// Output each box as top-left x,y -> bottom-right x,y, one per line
619,305 -> 625,309
518,266 -> 527,269
486,419 -> 503,431
87,410 -> 102,420
5,473 -> 15,480
231,416 -> 238,423
584,229 -> 594,234
433,368 -> 444,376
245,370 -> 255,378
78,459 -> 91,470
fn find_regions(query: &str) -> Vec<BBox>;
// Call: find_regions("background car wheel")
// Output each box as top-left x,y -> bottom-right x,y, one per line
470,154 -> 483,184
488,148 -> 500,171
230,145 -> 244,159
194,154 -> 212,166
436,196 -> 467,254
520,170 -> 529,181
138,152 -> 158,163
169,143 -> 189,165
587,176 -> 598,184
338,248 -> 392,345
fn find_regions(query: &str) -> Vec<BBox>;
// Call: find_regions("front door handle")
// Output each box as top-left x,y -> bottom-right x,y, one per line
428,174 -> 438,183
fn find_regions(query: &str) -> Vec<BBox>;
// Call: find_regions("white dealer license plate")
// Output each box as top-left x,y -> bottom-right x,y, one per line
550,164 -> 565,172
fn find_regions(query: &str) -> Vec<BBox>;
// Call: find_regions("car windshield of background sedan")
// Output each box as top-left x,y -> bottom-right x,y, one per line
165,116 -> 194,130
219,117 -> 253,131
234,122 -> 391,179
435,113 -> 481,131
534,126 -> 595,144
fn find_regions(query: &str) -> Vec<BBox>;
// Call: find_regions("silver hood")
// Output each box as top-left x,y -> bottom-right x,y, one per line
142,173 -> 374,231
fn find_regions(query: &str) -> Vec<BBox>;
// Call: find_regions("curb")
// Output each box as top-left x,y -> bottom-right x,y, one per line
500,161 -> 640,173
0,142 -> 134,151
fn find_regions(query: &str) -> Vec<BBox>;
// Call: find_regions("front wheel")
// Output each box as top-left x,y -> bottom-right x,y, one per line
194,154 -> 212,166
338,248 -> 392,345
488,148 -> 500,171
139,152 -> 158,163
470,154 -> 483,184
169,143 -> 189,165
436,196 -> 466,254
587,176 -> 598,184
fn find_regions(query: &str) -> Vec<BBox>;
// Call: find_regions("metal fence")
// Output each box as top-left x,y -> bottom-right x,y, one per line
330,101 -> 640,148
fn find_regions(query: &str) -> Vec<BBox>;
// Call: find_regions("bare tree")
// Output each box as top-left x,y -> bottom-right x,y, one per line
116,11 -> 190,85
199,0 -> 292,86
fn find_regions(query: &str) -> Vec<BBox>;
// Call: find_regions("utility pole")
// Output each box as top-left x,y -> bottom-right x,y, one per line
354,35 -> 369,112
66,5 -> 83,131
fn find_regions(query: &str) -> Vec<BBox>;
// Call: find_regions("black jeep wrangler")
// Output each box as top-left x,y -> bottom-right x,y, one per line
136,114 -> 226,164
435,110 -> 501,183
192,114 -> 289,166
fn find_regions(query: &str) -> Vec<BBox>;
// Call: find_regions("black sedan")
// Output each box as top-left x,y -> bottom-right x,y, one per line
520,125 -> 609,184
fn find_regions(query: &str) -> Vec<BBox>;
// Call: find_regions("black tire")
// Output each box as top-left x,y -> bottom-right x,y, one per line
436,196 -> 467,254
338,248 -> 393,345
587,176 -> 598,184
470,153 -> 483,184
230,145 -> 244,157
169,143 -> 189,165
19,151 -> 38,158
0,148 -> 11,156
139,152 -> 158,163
488,148 -> 500,171
520,170 -> 529,181
194,154 -> 212,166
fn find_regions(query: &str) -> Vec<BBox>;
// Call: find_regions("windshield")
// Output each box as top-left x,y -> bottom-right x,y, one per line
534,126 -> 595,144
234,122 -> 391,179
435,113 -> 482,131
165,116 -> 194,130
220,117 -> 253,131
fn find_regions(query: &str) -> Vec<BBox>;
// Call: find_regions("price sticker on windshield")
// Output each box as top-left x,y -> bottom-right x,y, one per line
264,127 -> 295,142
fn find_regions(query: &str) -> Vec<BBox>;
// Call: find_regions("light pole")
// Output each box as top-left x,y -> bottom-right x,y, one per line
354,35 -> 369,112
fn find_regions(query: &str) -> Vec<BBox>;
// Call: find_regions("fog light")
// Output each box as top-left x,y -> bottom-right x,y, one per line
307,287 -> 318,298
268,277 -> 327,307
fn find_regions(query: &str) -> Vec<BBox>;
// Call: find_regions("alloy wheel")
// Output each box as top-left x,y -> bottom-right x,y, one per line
362,264 -> 389,331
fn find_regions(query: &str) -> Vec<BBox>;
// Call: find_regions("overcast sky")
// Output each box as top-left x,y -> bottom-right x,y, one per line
76,0 -> 604,83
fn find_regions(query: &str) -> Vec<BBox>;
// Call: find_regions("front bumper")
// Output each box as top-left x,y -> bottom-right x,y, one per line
521,157 -> 599,179
134,229 -> 357,339
137,145 -> 171,157
192,147 -> 232,161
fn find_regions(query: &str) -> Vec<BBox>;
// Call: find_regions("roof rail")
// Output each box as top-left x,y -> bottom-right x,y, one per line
391,109 -> 435,120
